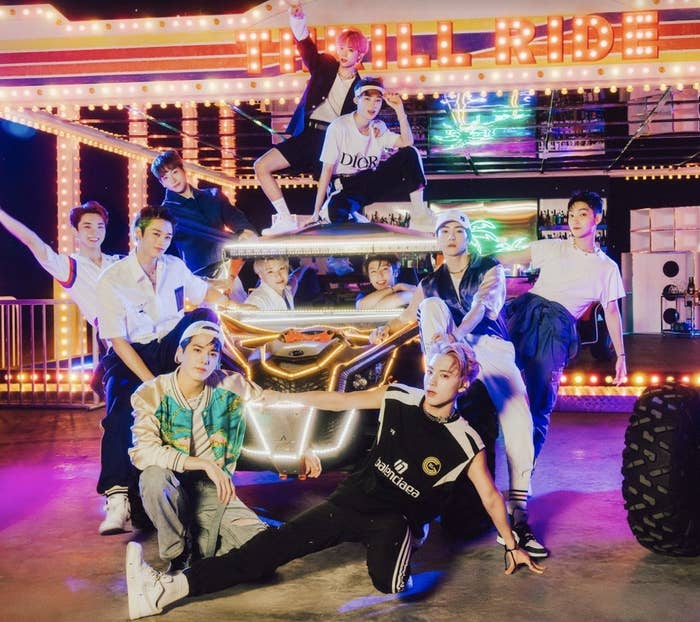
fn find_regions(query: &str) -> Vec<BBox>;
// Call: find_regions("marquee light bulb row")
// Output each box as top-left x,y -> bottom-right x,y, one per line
0,1 -> 696,35
0,0 -> 290,30
559,372 -> 700,387
1,73 -> 698,108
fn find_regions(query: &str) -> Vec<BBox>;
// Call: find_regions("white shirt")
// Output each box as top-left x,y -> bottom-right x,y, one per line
96,253 -> 208,344
310,74 -> 356,123
37,244 -> 119,326
244,281 -> 294,311
528,239 -> 625,319
321,113 -> 400,176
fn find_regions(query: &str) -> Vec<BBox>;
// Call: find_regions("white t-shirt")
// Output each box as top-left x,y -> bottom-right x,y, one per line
321,113 -> 400,176
37,244 -> 119,326
528,239 -> 625,319
96,253 -> 208,344
244,281 -> 294,311
310,74 -> 356,124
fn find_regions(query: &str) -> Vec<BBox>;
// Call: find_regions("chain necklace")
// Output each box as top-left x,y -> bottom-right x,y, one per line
571,238 -> 599,255
185,390 -> 205,411
423,407 -> 459,424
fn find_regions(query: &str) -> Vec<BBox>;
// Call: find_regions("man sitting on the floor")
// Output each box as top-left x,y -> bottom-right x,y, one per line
125,340 -> 543,620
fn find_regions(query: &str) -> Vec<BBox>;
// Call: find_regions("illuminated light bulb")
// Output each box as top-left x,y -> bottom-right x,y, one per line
666,376 -> 675,383
650,375 -> 660,384
559,374 -> 568,384
589,375 -> 599,384
573,374 -> 584,385
634,374 -> 645,385
604,375 -> 614,384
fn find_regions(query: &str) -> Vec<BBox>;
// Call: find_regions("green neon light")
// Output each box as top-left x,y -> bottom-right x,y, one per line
470,219 -> 532,255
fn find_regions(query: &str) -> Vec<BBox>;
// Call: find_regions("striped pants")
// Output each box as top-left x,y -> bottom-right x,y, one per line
185,499 -> 412,596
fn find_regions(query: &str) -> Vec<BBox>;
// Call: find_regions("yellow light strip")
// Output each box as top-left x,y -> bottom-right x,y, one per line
226,237 -> 439,257
259,341 -> 346,381
328,322 -> 419,388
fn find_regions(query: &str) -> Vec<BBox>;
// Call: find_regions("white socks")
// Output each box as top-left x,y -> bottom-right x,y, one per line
272,197 -> 291,216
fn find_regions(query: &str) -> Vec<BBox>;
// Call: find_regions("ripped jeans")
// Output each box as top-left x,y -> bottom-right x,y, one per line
139,465 -> 266,563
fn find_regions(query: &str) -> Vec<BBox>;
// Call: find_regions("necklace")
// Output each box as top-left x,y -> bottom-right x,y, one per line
338,68 -> 355,80
143,263 -> 158,285
185,390 -> 205,411
423,408 -> 459,424
571,239 -> 598,255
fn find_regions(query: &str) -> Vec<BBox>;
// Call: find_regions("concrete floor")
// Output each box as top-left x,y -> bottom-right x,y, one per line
1,406 -> 699,622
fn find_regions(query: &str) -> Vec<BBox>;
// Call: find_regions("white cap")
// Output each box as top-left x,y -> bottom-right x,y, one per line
434,209 -> 471,234
178,320 -> 223,347
354,77 -> 385,97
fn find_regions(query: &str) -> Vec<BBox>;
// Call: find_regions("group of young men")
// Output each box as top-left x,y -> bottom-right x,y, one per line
0,1 -> 631,618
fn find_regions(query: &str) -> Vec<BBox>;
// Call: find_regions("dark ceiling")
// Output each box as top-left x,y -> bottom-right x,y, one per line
77,86 -> 700,180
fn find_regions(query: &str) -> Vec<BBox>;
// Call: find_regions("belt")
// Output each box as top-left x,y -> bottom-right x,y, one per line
307,119 -> 330,131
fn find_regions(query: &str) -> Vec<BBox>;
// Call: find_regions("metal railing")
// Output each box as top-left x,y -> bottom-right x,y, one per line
0,298 -> 101,408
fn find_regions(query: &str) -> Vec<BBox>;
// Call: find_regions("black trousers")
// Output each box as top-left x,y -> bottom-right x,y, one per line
327,147 -> 426,223
185,499 -> 413,596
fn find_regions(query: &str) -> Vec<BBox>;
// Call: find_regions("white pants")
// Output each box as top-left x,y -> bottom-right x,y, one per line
417,297 -> 534,495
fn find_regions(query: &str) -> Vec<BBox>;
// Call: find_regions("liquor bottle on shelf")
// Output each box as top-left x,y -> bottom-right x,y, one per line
687,276 -> 696,296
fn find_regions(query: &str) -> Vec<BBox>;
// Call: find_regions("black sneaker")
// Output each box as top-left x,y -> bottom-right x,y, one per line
512,519 -> 548,558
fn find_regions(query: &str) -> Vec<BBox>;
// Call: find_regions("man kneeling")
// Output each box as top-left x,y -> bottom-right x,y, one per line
126,340 -> 543,619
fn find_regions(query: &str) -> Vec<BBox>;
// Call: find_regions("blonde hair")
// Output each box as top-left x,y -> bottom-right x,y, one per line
429,341 -> 480,384
253,257 -> 289,276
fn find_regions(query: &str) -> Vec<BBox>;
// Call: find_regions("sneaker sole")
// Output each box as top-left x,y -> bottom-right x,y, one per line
522,546 -> 549,558
99,525 -> 131,536
99,518 -> 132,536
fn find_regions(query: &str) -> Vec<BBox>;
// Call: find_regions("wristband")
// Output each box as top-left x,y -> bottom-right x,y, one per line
617,353 -> 626,358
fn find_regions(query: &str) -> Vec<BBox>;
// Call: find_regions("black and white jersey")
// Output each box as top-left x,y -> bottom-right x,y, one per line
330,384 -> 485,532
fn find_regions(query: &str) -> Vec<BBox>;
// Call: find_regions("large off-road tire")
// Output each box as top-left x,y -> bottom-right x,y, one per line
621,383 -> 700,556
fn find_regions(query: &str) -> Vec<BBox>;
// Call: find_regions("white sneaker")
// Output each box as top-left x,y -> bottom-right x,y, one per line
350,210 -> 369,223
98,492 -> 131,535
126,542 -> 181,620
262,215 -> 298,236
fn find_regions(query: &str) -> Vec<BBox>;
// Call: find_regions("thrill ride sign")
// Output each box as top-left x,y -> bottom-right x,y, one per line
0,2 -> 699,104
